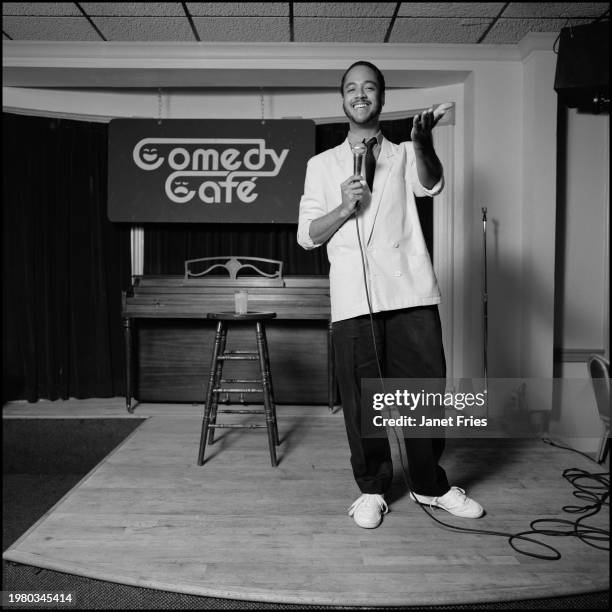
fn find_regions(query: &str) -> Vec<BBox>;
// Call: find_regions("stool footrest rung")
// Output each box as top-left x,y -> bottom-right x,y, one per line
221,378 -> 260,384
209,424 -> 267,429
218,409 -> 266,415
214,387 -> 263,393
218,354 -> 259,361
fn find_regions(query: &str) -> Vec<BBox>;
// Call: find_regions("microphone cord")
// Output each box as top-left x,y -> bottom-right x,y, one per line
353,215 -> 609,561
354,215 -> 384,385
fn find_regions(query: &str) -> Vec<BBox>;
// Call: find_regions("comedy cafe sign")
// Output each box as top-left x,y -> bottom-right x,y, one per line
108,119 -> 314,223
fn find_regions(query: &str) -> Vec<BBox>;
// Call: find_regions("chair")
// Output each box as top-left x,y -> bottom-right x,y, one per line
588,354 -> 610,464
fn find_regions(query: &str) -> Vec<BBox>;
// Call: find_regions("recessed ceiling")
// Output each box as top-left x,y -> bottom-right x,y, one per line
2,2 -> 609,44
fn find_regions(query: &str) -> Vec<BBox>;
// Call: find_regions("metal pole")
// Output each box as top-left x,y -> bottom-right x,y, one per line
482,207 -> 488,411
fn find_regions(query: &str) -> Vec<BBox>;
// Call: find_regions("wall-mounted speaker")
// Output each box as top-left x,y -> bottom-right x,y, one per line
554,21 -> 609,113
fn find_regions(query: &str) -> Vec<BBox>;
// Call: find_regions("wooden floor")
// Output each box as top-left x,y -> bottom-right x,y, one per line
3,399 -> 609,606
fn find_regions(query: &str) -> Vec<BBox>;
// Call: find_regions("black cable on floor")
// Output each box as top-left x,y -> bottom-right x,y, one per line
387,429 -> 610,561
521,438 -> 610,554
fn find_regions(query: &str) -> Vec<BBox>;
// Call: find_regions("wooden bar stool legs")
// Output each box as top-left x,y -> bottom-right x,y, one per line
258,321 -> 280,446
207,321 -> 227,446
255,321 -> 278,462
198,320 -> 224,465
198,313 -> 279,467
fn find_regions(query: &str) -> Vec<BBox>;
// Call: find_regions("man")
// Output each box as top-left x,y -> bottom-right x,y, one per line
297,61 -> 484,529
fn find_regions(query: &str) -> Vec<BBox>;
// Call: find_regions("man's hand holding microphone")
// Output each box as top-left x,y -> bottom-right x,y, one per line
339,141 -> 368,218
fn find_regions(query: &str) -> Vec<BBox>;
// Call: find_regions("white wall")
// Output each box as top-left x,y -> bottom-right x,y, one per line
463,62 -> 524,381
561,109 -> 609,353
550,108 -> 610,454
3,83 -> 462,122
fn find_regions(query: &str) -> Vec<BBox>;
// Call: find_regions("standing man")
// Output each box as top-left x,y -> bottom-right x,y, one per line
297,61 -> 484,529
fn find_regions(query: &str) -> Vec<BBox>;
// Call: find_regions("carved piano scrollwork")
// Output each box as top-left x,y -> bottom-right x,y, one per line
184,256 -> 284,286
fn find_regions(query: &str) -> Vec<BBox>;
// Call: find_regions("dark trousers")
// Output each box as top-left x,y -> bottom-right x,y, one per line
332,305 -> 450,496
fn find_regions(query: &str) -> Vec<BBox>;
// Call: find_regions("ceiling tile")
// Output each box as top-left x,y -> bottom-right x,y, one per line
187,3 -> 288,16
293,3 -> 397,17
502,2 -> 610,18
390,17 -> 492,43
2,3 -> 80,16
3,1 -> 606,45
2,16 -> 101,40
80,3 -> 183,16
399,3 -> 505,18
294,17 -> 389,42
93,17 -> 195,41
193,17 -> 289,42
482,17 -> 594,43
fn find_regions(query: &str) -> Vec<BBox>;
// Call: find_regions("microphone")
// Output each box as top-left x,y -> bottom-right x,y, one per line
351,141 -> 367,210
352,141 -> 367,177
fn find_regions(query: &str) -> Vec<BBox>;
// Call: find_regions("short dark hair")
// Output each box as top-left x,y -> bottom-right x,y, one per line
340,61 -> 386,97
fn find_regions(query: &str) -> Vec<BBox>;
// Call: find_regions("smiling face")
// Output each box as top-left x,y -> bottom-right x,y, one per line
341,64 -> 385,129
141,147 -> 159,163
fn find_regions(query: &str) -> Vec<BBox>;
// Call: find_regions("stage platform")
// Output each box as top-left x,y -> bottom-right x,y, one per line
3,399 -> 609,607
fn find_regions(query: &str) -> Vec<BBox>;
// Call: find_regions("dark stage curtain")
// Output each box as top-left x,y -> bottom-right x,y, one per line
2,113 -> 131,402
144,222 -> 329,276
2,113 -> 432,402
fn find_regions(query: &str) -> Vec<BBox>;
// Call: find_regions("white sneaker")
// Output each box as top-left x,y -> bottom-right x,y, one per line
410,486 -> 484,518
348,493 -> 389,528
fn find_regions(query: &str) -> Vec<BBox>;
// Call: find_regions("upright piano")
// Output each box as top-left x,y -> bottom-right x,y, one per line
122,274 -> 334,412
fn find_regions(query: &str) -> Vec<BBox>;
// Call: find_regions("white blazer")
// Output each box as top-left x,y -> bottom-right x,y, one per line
297,136 -> 444,322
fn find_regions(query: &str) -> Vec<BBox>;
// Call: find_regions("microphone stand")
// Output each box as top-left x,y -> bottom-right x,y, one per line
481,207 -> 488,415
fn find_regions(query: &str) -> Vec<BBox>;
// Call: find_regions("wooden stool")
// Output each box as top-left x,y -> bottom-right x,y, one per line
197,312 -> 280,467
